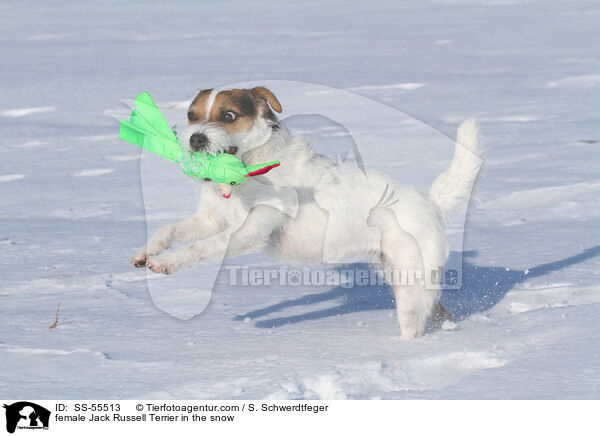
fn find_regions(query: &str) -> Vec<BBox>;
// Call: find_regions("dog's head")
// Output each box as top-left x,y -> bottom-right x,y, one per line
181,87 -> 282,157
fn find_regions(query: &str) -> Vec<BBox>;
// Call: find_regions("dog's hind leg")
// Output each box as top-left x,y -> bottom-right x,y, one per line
380,227 -> 440,339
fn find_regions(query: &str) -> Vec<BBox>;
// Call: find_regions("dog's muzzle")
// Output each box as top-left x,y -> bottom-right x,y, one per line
181,122 -> 234,156
189,133 -> 209,152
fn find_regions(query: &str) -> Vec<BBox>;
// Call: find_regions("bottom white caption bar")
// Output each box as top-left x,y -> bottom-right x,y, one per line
0,400 -> 596,436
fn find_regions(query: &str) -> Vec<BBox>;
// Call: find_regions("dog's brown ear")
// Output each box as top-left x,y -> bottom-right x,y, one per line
252,87 -> 282,113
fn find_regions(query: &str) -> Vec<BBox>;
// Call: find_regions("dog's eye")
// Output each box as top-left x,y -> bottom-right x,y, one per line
230,181 -> 236,185
187,111 -> 198,121
222,111 -> 237,123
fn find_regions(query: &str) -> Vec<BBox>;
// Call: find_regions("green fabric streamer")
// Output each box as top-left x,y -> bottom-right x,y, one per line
119,92 -> 280,187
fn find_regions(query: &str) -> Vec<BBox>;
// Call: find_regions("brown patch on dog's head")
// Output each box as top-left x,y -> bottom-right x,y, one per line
187,87 -> 282,134
187,89 -> 213,123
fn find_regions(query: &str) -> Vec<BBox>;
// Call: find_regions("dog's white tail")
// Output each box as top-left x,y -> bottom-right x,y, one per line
429,118 -> 482,214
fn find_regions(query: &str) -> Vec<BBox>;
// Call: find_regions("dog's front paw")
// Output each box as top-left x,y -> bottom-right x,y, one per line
131,252 -> 148,268
146,257 -> 175,275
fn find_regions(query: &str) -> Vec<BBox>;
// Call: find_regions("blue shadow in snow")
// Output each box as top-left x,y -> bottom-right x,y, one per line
234,246 -> 600,328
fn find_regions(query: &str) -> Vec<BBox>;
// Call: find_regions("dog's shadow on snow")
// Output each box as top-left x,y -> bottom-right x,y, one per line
234,246 -> 600,328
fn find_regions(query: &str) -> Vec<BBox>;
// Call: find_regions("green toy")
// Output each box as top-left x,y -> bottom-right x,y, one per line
119,92 -> 280,198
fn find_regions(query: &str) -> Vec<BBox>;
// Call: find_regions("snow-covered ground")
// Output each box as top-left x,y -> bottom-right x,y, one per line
1,0 -> 599,399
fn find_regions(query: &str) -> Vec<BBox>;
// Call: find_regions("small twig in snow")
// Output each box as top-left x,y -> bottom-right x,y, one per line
49,303 -> 61,329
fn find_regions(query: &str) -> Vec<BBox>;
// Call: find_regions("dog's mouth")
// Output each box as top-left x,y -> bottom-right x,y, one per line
198,145 -> 241,187
192,145 -> 238,158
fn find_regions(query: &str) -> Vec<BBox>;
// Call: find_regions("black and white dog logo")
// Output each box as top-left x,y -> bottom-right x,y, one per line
3,402 -> 50,434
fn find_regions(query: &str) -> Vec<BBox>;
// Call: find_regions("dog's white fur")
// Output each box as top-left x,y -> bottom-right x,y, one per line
133,103 -> 481,339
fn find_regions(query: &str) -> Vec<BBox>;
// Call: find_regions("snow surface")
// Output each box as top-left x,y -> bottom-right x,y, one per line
1,0 -> 599,399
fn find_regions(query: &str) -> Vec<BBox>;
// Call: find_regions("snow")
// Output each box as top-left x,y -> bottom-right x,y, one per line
547,74 -> 600,88
73,168 -> 115,177
0,0 -> 599,399
346,83 -> 425,91
0,175 -> 26,183
0,107 -> 55,118
480,182 -> 600,211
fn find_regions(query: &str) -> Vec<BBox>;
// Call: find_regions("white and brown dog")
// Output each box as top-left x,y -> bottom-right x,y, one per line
132,87 -> 482,339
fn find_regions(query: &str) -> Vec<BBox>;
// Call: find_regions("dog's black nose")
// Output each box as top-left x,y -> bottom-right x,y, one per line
189,133 -> 208,152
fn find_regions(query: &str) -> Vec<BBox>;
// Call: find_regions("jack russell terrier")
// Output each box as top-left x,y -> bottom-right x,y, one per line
132,87 -> 482,339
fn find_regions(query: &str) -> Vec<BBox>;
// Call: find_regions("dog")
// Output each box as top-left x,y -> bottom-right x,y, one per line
132,86 -> 482,339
